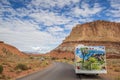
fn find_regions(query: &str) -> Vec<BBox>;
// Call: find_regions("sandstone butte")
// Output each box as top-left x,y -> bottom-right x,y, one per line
48,20 -> 120,59
0,41 -> 26,57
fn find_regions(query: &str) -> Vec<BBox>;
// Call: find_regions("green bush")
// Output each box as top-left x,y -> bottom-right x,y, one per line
0,65 -> 3,74
51,57 -> 56,60
15,64 -> 29,70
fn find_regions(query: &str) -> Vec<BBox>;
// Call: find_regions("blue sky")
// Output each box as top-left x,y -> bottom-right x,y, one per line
0,0 -> 120,53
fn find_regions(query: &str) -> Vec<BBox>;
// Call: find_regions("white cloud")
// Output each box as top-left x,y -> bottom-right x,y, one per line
0,3 -> 30,19
109,0 -> 120,8
108,10 -> 120,17
31,46 -> 42,52
0,18 -> 39,32
107,0 -> 120,17
0,0 -> 11,5
46,26 -> 68,42
72,2 -> 103,17
29,11 -> 70,26
47,26 -> 64,33
64,22 -> 79,30
30,0 -> 79,8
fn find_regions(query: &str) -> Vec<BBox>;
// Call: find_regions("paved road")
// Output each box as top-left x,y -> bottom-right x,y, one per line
16,62 -> 104,80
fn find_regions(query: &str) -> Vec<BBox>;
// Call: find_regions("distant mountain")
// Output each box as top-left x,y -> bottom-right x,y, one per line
0,41 -> 26,57
48,20 -> 120,59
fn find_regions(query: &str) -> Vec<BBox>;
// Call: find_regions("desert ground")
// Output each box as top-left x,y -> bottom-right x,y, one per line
0,54 -> 51,80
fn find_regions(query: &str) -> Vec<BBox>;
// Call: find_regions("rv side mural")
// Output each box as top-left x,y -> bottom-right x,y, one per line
75,45 -> 106,70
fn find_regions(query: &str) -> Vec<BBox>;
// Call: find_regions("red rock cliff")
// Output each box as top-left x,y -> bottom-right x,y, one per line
64,20 -> 120,42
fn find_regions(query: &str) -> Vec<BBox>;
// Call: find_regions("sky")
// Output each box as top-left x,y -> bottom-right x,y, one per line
0,0 -> 120,53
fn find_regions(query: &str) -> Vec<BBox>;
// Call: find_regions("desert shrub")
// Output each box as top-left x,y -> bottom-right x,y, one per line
45,61 -> 49,65
0,74 -> 5,79
30,56 -> 34,59
0,65 -> 3,74
114,68 -> 120,72
2,48 -> 11,55
112,64 -> 117,67
16,69 -> 22,73
0,74 -> 11,79
2,62 -> 8,65
2,48 -> 7,53
51,57 -> 56,60
115,77 -> 120,80
10,69 -> 14,72
40,61 -> 50,67
64,57 -> 66,59
15,64 -> 29,70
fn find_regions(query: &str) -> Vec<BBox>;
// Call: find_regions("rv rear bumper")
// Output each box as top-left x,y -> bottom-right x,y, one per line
75,69 -> 107,74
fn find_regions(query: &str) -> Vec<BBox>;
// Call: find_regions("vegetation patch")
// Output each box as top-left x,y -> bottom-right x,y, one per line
51,57 -> 56,60
15,63 -> 29,71
0,65 -> 3,74
114,67 -> 120,72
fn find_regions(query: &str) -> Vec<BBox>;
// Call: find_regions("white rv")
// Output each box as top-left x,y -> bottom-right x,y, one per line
75,45 -> 107,74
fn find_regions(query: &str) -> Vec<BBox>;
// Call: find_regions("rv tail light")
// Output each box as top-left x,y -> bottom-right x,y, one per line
77,66 -> 80,69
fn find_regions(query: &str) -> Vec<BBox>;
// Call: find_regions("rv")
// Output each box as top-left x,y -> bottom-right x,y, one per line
75,45 -> 107,75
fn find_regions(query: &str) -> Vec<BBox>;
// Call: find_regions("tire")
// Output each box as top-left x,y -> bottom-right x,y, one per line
76,74 -> 80,78
96,74 -> 99,75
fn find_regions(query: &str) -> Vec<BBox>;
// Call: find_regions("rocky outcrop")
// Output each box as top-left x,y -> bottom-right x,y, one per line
64,20 -> 120,42
49,20 -> 120,59
0,41 -> 26,57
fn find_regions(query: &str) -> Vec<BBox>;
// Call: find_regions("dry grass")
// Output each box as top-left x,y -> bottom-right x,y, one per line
0,55 -> 51,80
100,59 -> 120,80
54,58 -> 74,65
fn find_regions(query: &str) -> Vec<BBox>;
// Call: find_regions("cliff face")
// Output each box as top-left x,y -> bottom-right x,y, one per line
0,41 -> 26,57
49,20 -> 120,59
64,20 -> 120,42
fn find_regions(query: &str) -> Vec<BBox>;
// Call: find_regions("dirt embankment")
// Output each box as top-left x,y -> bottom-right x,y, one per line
0,42 -> 51,80
0,41 -> 26,57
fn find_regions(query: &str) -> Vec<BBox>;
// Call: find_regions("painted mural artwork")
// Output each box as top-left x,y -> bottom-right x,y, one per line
75,45 -> 106,70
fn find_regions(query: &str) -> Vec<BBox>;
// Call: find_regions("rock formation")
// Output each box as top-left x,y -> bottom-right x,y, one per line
0,41 -> 26,57
49,20 -> 120,59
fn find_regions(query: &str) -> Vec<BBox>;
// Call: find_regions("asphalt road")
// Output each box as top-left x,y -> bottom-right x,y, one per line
16,62 -> 104,80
